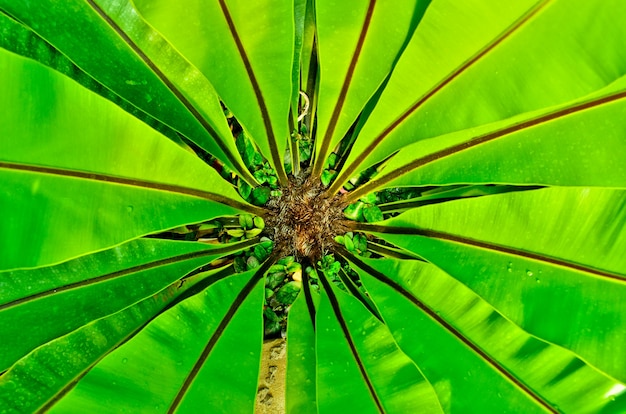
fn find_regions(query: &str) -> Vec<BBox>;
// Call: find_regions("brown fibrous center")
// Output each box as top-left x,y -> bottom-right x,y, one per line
265,177 -> 349,261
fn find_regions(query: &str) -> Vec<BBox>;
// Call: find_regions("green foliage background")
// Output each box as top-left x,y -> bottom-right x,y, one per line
1,0 -> 625,413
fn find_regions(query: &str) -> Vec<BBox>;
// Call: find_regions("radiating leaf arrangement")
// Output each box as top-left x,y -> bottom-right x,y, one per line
1,0 -> 625,412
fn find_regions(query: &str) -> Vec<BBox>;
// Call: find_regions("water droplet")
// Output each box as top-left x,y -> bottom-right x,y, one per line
506,262 -> 513,273
535,278 -> 541,284
122,358 -> 128,364
126,205 -> 134,213
526,270 -> 533,277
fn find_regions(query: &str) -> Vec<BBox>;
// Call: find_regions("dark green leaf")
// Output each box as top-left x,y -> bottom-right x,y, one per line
362,204 -> 383,223
275,281 -> 302,305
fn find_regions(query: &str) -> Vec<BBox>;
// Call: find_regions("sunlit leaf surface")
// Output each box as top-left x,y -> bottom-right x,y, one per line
1,0 -> 624,412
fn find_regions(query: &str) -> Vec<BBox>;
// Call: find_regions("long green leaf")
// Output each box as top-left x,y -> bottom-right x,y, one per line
285,284 -> 318,414
132,0 -> 295,184
337,0 -> 626,190
312,0 -> 430,176
0,11 -> 186,148
349,254 -> 625,413
316,273 -> 442,413
347,81 -> 626,200
0,0 -> 252,180
0,261 -> 244,412
0,49 -> 259,270
42,269 -> 264,413
0,238 -> 253,373
357,187 -> 626,383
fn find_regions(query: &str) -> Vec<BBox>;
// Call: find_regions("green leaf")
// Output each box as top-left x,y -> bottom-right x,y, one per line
275,281 -> 302,305
45,270 -> 264,413
344,235 -> 356,253
0,49 -> 258,270
253,216 -> 266,230
336,0 -> 626,191
0,0 -> 252,181
264,307 -> 281,336
132,0 -> 295,184
286,286 -> 318,414
245,228 -> 263,238
362,204 -> 383,223
320,169 -> 338,187
360,193 -> 377,204
267,272 -> 286,291
316,274 -> 443,413
349,255 -> 625,413
251,186 -> 272,206
254,245 -> 269,262
0,262 -> 258,412
359,187 -> 626,382
312,0 -> 430,175
239,214 -> 254,230
0,238 -> 252,372
349,82 -> 626,199
343,201 -> 365,221
226,229 -> 245,238
286,262 -> 302,274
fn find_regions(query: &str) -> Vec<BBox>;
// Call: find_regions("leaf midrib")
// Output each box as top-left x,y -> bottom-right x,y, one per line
166,258 -> 272,413
0,240 -> 255,311
329,0 -> 551,195
319,271 -> 385,413
216,0 -> 288,186
312,0 -> 377,177
0,161 -> 265,215
356,223 -> 626,283
346,252 -> 558,414
346,89 -> 626,201
82,0 -> 257,185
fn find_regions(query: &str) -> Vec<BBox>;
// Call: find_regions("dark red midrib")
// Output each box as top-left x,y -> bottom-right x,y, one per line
347,253 -> 558,414
302,270 -> 317,330
83,0 -> 256,185
0,241 -> 256,312
216,0 -> 288,186
35,268 -> 235,413
166,260 -> 271,413
356,224 -> 626,283
331,0 -> 551,194
319,272 -> 386,413
0,161 -> 266,215
346,88 -> 626,202
312,0 -> 377,177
